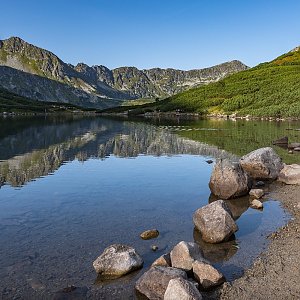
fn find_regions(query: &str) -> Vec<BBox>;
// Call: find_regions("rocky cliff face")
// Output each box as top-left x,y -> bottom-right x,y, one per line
0,37 -> 248,107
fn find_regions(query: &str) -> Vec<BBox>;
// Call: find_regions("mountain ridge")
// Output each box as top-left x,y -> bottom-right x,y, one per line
131,45 -> 300,117
0,37 -> 248,108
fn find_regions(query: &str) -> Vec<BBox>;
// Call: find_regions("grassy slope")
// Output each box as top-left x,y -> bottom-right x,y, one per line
157,48 -> 300,117
0,88 -> 95,113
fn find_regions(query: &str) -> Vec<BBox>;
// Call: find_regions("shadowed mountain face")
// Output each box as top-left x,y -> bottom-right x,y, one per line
0,116 -> 236,188
0,37 -> 248,108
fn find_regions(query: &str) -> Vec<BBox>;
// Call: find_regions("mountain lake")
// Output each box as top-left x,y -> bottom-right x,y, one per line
0,115 -> 298,299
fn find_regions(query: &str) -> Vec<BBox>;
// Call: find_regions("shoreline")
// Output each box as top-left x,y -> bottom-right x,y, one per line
219,181 -> 300,300
99,111 -> 300,122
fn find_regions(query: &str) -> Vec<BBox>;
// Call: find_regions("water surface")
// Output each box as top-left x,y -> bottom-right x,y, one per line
0,116 -> 294,299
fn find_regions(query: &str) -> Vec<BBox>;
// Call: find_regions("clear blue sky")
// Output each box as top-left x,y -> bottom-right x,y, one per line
1,0 -> 300,70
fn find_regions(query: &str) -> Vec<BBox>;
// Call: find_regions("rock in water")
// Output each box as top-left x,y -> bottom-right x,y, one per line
140,229 -> 159,240
193,200 -> 238,243
152,253 -> 171,267
278,164 -> 300,185
240,147 -> 283,180
151,245 -> 158,251
249,189 -> 264,199
135,266 -> 187,299
164,278 -> 202,300
192,260 -> 225,289
209,159 -> 251,199
93,244 -> 143,278
254,180 -> 265,187
272,136 -> 288,145
250,199 -> 263,209
288,143 -> 300,149
170,241 -> 205,272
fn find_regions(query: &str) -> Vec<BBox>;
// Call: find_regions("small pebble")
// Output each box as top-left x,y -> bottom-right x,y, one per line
151,245 -> 158,251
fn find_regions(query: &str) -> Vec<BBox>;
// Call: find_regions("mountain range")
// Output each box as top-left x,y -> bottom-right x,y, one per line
0,37 -> 248,109
157,45 -> 300,117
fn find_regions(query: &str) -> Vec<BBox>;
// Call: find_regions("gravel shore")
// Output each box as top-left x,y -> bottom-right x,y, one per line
220,182 -> 300,300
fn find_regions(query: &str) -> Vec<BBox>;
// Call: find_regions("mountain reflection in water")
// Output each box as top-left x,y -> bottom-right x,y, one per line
0,116 -> 236,188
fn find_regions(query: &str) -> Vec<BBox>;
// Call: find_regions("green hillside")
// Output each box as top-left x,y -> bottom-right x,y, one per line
153,47 -> 300,117
0,88 -> 94,113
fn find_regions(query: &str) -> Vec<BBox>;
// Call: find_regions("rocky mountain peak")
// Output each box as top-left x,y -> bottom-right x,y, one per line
0,36 -> 249,108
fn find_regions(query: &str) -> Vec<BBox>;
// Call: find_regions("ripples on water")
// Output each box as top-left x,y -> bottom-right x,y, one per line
0,116 -> 295,298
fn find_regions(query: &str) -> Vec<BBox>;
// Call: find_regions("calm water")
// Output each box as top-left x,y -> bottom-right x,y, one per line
0,115 -> 296,299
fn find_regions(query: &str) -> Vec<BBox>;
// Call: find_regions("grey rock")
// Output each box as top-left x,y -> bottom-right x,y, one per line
93,244 -> 143,278
192,260 -> 225,289
170,241 -> 205,272
254,181 -> 265,187
272,136 -> 288,145
278,164 -> 300,185
288,143 -> 300,149
209,159 -> 251,199
152,253 -> 171,267
250,199 -> 263,209
193,200 -> 238,243
240,147 -> 283,180
164,278 -> 202,300
135,266 -> 187,299
249,189 -> 264,199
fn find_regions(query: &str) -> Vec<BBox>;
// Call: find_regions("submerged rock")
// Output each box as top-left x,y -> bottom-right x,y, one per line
193,229 -> 238,263
135,266 -> 187,299
192,260 -> 225,290
152,253 -> 171,267
209,159 -> 251,199
53,286 -> 88,300
254,180 -> 265,187
93,244 -> 143,278
140,229 -> 159,240
249,189 -> 264,199
278,164 -> 300,185
193,200 -> 238,244
250,199 -> 263,209
170,241 -> 205,272
240,147 -> 283,180
164,278 -> 202,300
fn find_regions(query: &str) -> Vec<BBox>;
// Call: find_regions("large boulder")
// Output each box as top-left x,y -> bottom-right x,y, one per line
240,147 -> 283,180
209,159 -> 251,199
192,260 -> 225,290
193,200 -> 238,244
93,244 -> 143,278
170,241 -> 205,272
164,278 -> 202,300
278,164 -> 300,185
135,266 -> 187,299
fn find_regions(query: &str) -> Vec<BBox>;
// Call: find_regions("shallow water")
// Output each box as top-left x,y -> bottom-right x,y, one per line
0,116 -> 294,298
